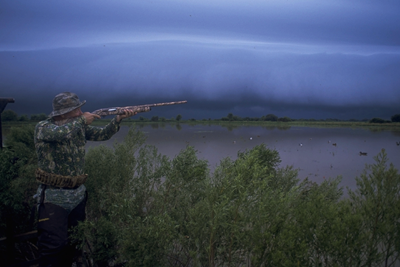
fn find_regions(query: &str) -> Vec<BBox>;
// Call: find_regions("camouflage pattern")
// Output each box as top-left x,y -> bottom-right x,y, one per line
92,100 -> 187,117
36,184 -> 87,212
49,92 -> 86,117
34,115 -> 121,211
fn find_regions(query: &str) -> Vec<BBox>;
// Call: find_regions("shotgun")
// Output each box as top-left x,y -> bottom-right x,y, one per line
92,100 -> 187,117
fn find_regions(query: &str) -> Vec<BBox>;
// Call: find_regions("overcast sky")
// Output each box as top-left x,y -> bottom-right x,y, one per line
1,0 -> 400,120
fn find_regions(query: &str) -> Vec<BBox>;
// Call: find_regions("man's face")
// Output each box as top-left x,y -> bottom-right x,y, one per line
63,107 -> 83,119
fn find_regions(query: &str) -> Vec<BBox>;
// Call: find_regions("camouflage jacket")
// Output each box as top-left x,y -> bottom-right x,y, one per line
34,116 -> 121,211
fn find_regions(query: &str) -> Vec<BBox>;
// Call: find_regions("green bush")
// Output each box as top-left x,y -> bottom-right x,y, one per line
369,117 -> 388,124
18,115 -> 29,122
0,125 -> 37,237
30,113 -> 48,121
78,127 -> 172,266
3,124 -> 400,266
278,116 -> 291,122
1,110 -> 18,121
348,149 -> 400,266
78,135 -> 400,266
261,114 -> 278,121
392,114 -> 400,122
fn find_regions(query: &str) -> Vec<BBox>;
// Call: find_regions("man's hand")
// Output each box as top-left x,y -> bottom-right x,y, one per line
116,109 -> 137,122
83,112 -> 101,125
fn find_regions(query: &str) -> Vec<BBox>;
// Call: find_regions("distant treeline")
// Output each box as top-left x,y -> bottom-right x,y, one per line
1,110 -> 48,122
2,109 -> 400,124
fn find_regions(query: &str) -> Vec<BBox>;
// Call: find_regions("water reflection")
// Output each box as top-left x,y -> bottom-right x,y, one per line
391,131 -> 400,137
224,125 -> 236,131
262,125 -> 291,131
136,123 -> 146,129
219,124 -> 292,131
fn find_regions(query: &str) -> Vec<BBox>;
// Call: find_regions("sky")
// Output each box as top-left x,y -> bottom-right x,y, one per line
1,0 -> 400,120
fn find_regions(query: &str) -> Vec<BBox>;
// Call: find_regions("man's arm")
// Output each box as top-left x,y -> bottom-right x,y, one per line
82,112 -> 101,124
84,109 -> 137,141
82,108 -> 136,124
116,109 -> 137,122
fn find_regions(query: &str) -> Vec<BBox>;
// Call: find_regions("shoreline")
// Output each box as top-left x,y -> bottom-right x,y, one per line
3,120 -> 400,129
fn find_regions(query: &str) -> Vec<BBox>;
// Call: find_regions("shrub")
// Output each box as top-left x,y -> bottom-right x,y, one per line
348,149 -> 400,266
391,114 -> 400,122
30,113 -> 48,121
1,110 -> 18,121
278,116 -> 291,122
4,124 -> 400,266
78,127 -> 172,266
0,125 -> 37,237
369,117 -> 387,123
18,115 -> 29,121
262,114 -> 278,121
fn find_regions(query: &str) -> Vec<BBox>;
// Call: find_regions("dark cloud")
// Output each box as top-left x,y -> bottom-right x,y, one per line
2,0 -> 400,50
1,0 -> 400,120
1,41 -> 399,120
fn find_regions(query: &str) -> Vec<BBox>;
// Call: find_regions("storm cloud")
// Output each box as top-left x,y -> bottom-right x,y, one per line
1,0 -> 400,120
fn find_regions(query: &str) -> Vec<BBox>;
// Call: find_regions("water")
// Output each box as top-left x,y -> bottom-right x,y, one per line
86,124 -> 400,191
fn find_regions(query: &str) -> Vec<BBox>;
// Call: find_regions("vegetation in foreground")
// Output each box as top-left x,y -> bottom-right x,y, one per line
1,125 -> 400,266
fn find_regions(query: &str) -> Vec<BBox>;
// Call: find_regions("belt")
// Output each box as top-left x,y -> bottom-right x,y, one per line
35,168 -> 88,189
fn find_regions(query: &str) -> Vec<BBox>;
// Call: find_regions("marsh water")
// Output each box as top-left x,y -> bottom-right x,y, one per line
86,123 -> 400,191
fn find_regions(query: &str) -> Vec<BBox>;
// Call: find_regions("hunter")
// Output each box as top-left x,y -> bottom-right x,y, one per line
34,92 -> 136,266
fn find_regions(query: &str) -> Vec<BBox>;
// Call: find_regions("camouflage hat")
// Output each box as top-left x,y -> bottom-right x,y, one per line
49,92 -> 86,117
